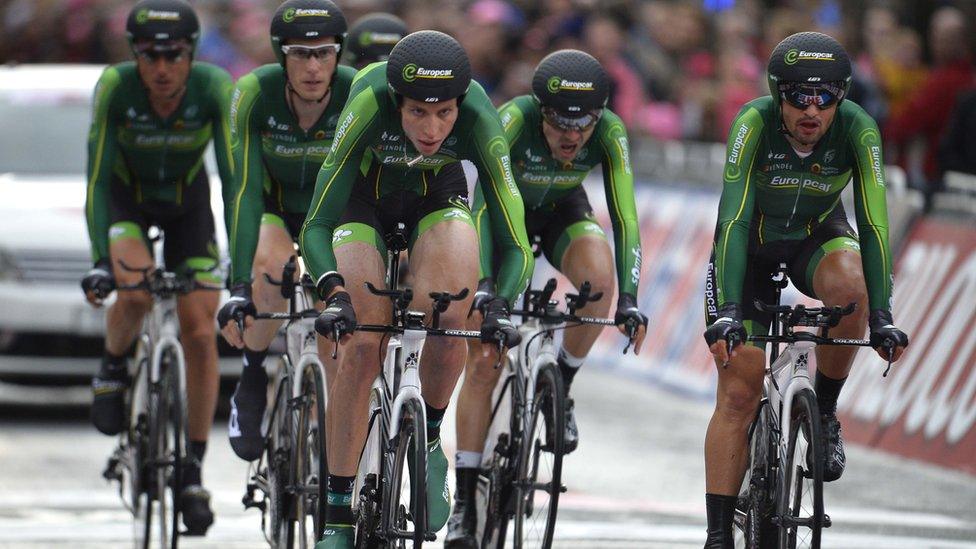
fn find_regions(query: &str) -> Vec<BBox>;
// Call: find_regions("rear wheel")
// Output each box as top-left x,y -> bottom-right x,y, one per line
734,402 -> 778,549
778,389 -> 824,549
262,372 -> 296,549
513,362 -> 564,549
388,398 -> 426,547
128,353 -> 151,549
355,388 -> 384,549
295,362 -> 329,548
480,374 -> 518,549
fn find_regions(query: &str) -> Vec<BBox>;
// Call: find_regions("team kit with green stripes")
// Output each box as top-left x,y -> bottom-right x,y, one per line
79,1 -> 908,546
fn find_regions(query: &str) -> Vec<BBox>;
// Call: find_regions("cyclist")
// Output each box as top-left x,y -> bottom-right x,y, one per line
701,32 -> 909,547
299,30 -> 534,548
214,0 -> 353,462
445,49 -> 648,548
341,12 -> 407,70
81,0 -> 232,535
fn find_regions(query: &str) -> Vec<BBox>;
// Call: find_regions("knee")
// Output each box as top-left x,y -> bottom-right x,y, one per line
716,382 -> 761,425
115,291 -> 153,315
180,314 -> 217,347
823,284 -> 869,325
463,355 -> 501,393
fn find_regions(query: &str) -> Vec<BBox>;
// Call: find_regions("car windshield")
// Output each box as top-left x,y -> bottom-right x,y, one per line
0,92 -> 90,175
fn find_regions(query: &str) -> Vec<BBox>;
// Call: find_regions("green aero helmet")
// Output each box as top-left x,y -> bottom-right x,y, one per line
386,30 -> 472,104
532,49 -> 609,130
344,13 -> 407,69
767,32 -> 852,110
270,0 -> 348,66
126,0 -> 200,50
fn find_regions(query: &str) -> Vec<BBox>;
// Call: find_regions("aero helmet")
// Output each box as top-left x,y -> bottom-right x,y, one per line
767,32 -> 852,106
386,30 -> 471,103
126,0 -> 200,49
270,0 -> 348,66
532,49 -> 610,116
344,13 -> 407,69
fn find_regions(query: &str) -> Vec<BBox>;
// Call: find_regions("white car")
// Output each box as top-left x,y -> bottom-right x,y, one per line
0,64 -> 229,350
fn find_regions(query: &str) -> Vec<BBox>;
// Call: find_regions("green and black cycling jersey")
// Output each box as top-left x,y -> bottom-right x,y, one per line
300,62 -> 533,303
475,95 -> 641,296
226,63 -> 356,285
85,61 -> 234,264
713,96 -> 893,314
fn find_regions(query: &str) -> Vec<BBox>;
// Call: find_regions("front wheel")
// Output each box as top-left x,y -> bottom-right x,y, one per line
777,389 -> 824,549
295,362 -> 328,548
387,398 -> 427,548
513,362 -> 564,549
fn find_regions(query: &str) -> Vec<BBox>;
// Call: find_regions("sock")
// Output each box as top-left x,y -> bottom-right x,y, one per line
242,347 -> 268,370
454,467 -> 479,504
455,451 -> 482,470
557,348 -> 585,391
101,351 -> 127,376
182,440 -> 207,486
704,493 -> 737,548
425,402 -> 446,442
815,370 -> 847,415
326,474 -> 356,525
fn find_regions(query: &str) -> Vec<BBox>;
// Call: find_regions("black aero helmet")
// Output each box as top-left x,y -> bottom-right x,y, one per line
767,32 -> 852,101
270,0 -> 348,65
126,0 -> 199,47
532,49 -> 610,116
386,30 -> 471,103
344,13 -> 407,68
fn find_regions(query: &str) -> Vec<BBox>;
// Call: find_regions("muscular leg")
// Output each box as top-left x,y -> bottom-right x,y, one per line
328,242 -> 389,477
243,223 -> 296,352
106,238 -> 155,354
703,345 -> 766,496
177,289 -> 221,444
558,235 -> 615,378
811,250 -> 869,379
409,220 -> 479,408
456,332 -> 501,454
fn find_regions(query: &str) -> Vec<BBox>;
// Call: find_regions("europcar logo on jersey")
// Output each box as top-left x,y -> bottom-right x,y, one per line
548,76 -> 594,93
283,8 -> 329,23
137,9 -> 180,24
785,48 -> 835,65
725,122 -> 750,179
402,63 -> 453,82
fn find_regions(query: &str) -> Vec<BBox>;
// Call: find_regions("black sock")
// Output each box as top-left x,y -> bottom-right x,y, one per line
101,351 -> 127,376
558,357 -> 579,392
454,467 -> 479,504
815,370 -> 847,415
242,347 -> 268,370
182,440 -> 207,486
326,474 -> 356,525
704,493 -> 736,548
425,402 -> 446,442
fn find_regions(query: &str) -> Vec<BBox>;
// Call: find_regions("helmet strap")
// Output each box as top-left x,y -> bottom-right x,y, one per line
285,76 -> 332,106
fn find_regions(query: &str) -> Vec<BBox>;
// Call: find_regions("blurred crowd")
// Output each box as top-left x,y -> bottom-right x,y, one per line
3,0 -> 976,190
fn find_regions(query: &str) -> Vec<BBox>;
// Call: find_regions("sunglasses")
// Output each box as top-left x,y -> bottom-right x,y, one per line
134,42 -> 190,63
541,106 -> 602,132
281,44 -> 342,60
779,83 -> 844,110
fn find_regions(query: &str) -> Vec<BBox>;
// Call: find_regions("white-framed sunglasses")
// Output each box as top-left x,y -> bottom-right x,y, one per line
281,43 -> 342,60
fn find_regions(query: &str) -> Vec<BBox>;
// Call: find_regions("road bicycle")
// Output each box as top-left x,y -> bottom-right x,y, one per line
352,227 -> 484,548
103,256 -> 218,549
478,277 -> 632,549
733,265 -> 894,549
240,256 -> 329,549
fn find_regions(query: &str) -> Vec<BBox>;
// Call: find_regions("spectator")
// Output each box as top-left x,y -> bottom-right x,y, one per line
583,13 -> 646,126
457,0 -> 524,100
938,86 -> 976,177
884,6 -> 973,189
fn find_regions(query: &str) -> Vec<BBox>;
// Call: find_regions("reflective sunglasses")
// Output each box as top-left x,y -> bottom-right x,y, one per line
541,106 -> 603,132
779,82 -> 844,110
281,43 -> 342,60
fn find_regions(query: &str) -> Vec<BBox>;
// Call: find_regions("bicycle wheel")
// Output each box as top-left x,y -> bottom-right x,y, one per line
735,404 -> 778,549
153,349 -> 184,549
129,353 -> 152,549
513,362 -> 564,549
262,370 -> 296,549
778,389 -> 824,549
295,362 -> 328,548
481,374 -> 519,549
388,398 -> 426,547
355,388 -> 385,549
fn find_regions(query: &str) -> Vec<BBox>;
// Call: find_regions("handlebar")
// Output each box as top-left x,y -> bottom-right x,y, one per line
115,259 -> 219,297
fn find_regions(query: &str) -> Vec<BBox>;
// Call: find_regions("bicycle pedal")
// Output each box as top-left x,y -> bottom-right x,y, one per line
425,533 -> 437,542
102,458 -> 122,482
559,484 -> 567,493
823,514 -> 832,528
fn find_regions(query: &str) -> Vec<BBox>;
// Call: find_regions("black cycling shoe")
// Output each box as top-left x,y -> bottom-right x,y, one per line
228,365 -> 268,461
180,484 -> 215,535
821,412 -> 846,482
91,363 -> 128,435
444,469 -> 479,549
563,398 -> 579,454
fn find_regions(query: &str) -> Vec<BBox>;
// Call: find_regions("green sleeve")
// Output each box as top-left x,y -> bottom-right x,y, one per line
848,115 -> 893,312
469,110 -> 534,303
300,85 -> 381,284
714,106 -> 765,308
226,74 -> 268,285
597,114 -> 642,297
470,185 -> 493,280
498,100 -> 526,144
209,66 -> 235,211
85,66 -> 122,264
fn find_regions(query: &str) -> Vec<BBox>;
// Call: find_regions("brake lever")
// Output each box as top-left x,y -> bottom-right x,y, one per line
622,320 -> 636,355
331,324 -> 341,360
723,332 -> 740,369
493,337 -> 505,370
234,311 -> 246,339
881,338 -> 895,377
